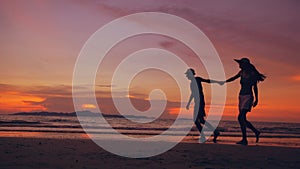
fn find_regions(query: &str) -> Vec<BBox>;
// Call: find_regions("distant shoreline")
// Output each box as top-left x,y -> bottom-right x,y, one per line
12,111 -> 157,120
8,111 -> 300,124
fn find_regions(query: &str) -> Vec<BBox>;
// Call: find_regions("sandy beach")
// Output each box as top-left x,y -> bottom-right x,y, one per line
0,137 -> 299,169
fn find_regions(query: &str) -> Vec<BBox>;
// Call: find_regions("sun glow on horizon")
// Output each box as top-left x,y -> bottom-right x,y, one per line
81,104 -> 97,109
0,91 -> 47,113
290,75 -> 300,81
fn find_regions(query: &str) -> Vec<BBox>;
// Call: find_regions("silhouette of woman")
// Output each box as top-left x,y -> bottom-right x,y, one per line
225,58 -> 266,145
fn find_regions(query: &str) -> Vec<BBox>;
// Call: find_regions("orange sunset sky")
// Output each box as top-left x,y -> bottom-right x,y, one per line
0,0 -> 299,123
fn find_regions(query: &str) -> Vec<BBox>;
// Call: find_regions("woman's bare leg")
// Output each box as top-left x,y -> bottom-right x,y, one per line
237,109 -> 248,145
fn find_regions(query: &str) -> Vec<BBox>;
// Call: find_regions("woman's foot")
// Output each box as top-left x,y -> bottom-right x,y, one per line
236,140 -> 248,146
255,131 -> 261,143
213,131 -> 220,143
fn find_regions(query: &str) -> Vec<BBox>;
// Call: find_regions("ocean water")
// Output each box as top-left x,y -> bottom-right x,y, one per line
0,114 -> 299,147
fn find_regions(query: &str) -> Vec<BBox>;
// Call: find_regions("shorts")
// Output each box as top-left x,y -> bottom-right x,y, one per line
239,95 -> 254,112
193,95 -> 206,122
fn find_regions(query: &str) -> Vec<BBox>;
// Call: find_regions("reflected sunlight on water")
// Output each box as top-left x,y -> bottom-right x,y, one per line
0,114 -> 299,147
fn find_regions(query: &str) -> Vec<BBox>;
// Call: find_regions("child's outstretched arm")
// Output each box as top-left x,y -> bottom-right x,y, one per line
200,77 -> 224,85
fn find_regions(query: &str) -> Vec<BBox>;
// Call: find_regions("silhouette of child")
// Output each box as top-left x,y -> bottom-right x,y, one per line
185,68 -> 222,143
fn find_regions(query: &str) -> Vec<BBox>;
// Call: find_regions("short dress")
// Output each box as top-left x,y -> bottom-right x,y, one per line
239,95 -> 254,112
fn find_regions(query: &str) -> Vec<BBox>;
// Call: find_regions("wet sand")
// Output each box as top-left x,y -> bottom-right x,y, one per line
0,137 -> 299,169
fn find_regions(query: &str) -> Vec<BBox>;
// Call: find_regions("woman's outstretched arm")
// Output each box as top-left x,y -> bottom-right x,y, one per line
225,72 -> 241,83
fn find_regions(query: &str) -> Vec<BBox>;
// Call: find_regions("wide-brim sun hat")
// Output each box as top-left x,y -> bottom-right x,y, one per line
234,58 -> 250,64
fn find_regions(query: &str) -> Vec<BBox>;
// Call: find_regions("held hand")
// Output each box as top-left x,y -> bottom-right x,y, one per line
253,100 -> 258,107
218,81 -> 225,85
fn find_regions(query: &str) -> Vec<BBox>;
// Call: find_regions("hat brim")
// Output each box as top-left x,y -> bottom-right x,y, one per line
234,59 -> 241,63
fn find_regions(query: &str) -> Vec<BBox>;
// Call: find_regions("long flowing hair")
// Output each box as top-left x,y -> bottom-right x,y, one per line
244,63 -> 266,82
